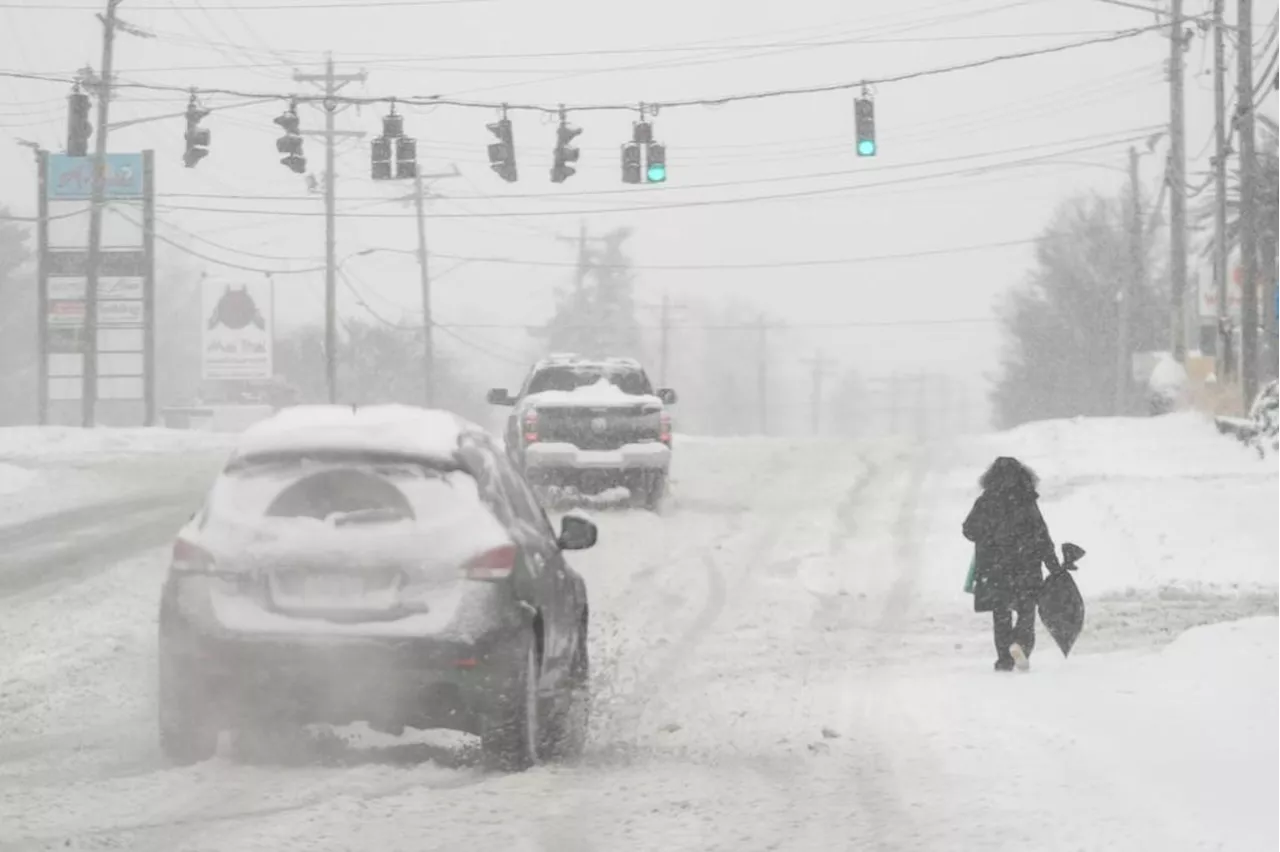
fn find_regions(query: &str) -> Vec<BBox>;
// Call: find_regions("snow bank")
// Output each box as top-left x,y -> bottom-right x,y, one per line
919,413 -> 1278,598
0,462 -> 36,496
0,426 -> 238,464
976,412 -> 1270,480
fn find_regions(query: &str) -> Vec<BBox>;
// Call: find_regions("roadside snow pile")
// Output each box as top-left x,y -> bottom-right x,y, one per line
0,462 -> 36,496
0,426 -> 238,464
989,411 -> 1269,480
878,616 -> 1278,850
920,412 -> 1278,598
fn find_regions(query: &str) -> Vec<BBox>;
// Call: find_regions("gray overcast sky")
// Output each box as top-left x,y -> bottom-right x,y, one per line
1,0 -> 1277,395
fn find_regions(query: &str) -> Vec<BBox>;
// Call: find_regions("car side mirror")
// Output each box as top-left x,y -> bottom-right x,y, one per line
557,512 -> 598,551
487,388 -> 515,406
657,388 -> 678,405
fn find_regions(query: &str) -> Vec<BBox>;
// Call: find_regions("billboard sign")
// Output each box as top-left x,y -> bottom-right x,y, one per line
201,278 -> 274,380
48,276 -> 144,301
100,300 -> 144,326
47,300 -> 85,327
46,153 -> 145,199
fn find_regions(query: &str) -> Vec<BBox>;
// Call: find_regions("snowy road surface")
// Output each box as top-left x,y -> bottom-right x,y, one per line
0,424 -> 1275,851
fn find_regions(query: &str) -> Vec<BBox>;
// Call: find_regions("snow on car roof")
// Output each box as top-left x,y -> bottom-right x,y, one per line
233,404 -> 473,463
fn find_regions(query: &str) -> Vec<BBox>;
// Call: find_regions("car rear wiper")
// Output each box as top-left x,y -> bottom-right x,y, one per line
326,507 -> 412,527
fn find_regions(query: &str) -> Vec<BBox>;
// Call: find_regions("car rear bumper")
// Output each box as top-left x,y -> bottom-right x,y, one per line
160,580 -> 527,733
523,441 -> 670,471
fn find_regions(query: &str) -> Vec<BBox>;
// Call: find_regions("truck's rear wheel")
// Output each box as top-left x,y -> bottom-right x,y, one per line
639,472 -> 667,512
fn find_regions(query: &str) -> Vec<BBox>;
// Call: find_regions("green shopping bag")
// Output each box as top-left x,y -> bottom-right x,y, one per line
963,553 -> 976,594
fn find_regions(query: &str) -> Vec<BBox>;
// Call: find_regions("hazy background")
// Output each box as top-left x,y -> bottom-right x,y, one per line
1,0 -> 1276,435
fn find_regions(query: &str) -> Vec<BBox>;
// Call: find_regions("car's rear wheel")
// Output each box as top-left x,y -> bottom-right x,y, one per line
541,621 -> 590,762
480,633 -> 541,771
157,640 -> 219,765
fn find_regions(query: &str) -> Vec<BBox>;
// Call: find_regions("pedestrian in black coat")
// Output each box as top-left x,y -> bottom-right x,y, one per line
963,457 -> 1060,672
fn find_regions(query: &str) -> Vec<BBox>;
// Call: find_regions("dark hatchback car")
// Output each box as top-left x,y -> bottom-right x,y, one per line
157,405 -> 597,770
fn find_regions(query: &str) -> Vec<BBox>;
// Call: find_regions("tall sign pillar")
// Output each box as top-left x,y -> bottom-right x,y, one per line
37,150 -> 155,426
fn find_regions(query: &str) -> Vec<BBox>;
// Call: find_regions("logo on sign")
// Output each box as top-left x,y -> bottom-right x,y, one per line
201,279 -> 274,381
46,153 -> 145,199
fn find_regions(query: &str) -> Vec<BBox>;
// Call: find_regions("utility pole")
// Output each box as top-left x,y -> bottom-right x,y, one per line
1237,0 -> 1260,406
1212,0 -> 1232,384
756,315 -> 769,435
404,165 -> 459,408
801,349 -> 836,435
1119,146 -> 1143,414
1168,0 -> 1190,364
82,0 -> 123,427
294,55 -> 365,404
653,293 -> 690,388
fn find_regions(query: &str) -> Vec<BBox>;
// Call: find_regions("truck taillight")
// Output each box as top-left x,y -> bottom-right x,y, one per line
660,412 -> 672,445
523,410 -> 539,443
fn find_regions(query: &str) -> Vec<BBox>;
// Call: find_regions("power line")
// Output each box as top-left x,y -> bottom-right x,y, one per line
0,0 -> 491,8
0,24 -> 1168,114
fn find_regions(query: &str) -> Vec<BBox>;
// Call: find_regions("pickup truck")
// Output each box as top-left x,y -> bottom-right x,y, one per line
487,354 -> 677,510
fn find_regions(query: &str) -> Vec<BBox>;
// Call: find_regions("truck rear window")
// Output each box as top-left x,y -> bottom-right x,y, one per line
527,365 -> 652,396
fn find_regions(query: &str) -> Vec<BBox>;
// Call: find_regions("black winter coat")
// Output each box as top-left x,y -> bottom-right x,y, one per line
963,488 -> 1059,613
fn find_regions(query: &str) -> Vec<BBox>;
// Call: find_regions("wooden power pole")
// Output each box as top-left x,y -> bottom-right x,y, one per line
1236,0 -> 1260,406
294,55 -> 365,404
1212,0 -> 1232,381
1168,0 -> 1190,363
82,0 -> 123,427
801,349 -> 836,435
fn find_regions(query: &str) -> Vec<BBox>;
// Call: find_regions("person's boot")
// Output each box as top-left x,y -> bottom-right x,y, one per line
1010,643 -> 1030,672
994,657 -> 1015,672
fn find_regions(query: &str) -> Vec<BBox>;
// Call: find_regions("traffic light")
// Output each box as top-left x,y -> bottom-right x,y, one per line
371,136 -> 392,180
274,103 -> 306,174
854,97 -> 876,157
66,86 -> 92,157
183,95 -> 210,168
371,106 -> 416,180
551,117 -> 581,183
486,117 -> 517,182
645,142 -> 667,183
395,136 -> 417,179
621,142 -> 642,184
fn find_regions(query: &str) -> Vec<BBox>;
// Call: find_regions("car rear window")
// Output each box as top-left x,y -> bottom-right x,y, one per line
207,454 -> 478,527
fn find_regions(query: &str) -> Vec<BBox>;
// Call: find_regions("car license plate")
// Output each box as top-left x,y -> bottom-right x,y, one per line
303,573 -> 365,600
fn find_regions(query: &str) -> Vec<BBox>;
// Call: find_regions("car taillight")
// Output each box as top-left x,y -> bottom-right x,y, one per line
523,410 -> 539,443
660,412 -> 672,445
463,544 -> 518,581
171,538 -> 216,574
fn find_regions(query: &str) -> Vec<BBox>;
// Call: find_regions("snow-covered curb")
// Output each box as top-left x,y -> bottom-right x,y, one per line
0,427 -> 239,464
0,462 -> 37,496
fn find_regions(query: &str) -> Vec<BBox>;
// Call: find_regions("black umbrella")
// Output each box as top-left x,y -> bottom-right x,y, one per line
1038,542 -> 1085,658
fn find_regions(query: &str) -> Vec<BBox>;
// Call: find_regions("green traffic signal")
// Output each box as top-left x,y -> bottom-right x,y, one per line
646,162 -> 666,182
857,139 -> 877,157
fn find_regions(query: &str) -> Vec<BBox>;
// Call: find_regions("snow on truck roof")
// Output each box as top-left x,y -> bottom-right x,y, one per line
233,404 -> 475,463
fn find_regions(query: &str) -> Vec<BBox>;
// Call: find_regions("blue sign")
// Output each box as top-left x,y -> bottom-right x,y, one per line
46,153 -> 144,200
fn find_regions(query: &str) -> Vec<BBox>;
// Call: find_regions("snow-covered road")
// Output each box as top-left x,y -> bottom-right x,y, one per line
0,423 -> 1275,851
